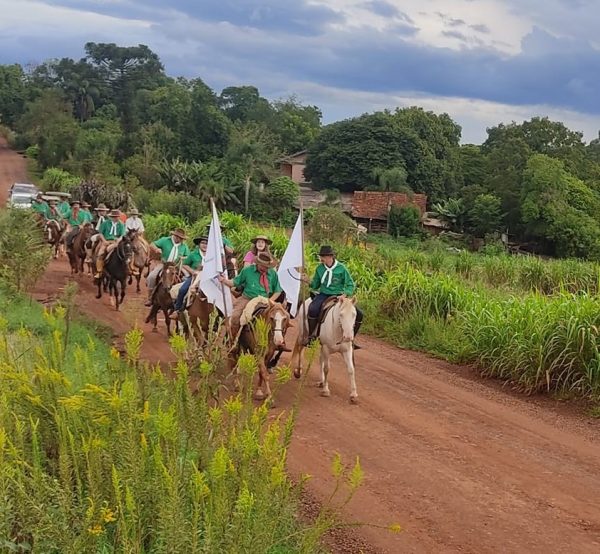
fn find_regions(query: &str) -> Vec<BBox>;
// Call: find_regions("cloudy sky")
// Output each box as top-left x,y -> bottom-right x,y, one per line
1,0 -> 599,143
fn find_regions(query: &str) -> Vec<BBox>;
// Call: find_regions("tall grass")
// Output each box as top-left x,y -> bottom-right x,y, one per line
0,290 -> 379,552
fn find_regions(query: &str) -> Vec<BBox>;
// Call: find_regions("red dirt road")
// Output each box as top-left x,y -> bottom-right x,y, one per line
5,143 -> 600,553
0,138 -> 28,204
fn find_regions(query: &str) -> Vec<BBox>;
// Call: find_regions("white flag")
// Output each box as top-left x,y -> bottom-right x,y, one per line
278,212 -> 304,317
200,202 -> 233,317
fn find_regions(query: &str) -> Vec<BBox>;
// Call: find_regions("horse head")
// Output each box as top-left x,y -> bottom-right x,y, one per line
161,262 -> 179,288
337,296 -> 357,343
267,301 -> 290,348
117,236 -> 134,264
44,220 -> 59,242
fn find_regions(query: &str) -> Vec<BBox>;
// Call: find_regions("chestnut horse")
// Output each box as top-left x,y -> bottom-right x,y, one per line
66,223 -> 94,275
44,220 -> 65,259
145,262 -> 180,335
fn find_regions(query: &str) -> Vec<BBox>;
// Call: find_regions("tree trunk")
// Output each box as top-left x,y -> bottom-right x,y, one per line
244,175 -> 251,214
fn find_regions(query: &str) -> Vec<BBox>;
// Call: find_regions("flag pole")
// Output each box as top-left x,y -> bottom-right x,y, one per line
298,199 -> 306,345
211,199 -> 231,334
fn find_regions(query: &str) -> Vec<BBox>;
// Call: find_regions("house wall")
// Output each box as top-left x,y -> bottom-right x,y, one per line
291,164 -> 306,184
280,163 -> 293,179
351,191 -> 427,220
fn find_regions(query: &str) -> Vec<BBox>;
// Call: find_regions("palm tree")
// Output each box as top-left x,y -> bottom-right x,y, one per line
432,198 -> 466,232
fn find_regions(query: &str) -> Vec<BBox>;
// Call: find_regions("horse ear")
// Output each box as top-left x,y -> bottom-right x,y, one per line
268,299 -> 275,306
351,297 -> 356,304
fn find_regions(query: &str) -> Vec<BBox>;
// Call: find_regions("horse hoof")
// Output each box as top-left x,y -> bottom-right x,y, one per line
254,390 -> 265,401
320,389 -> 331,397
349,395 -> 359,404
293,370 -> 302,379
316,381 -> 324,388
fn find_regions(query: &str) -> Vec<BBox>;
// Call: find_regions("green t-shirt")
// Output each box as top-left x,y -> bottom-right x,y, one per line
32,201 -> 49,217
184,248 -> 204,270
153,236 -> 190,263
99,219 -> 126,240
310,261 -> 355,296
46,207 -> 63,221
233,265 -> 282,300
67,209 -> 87,226
58,201 -> 71,218
81,209 -> 93,223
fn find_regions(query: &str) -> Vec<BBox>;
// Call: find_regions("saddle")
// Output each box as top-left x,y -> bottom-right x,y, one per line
240,296 -> 270,327
312,296 -> 339,338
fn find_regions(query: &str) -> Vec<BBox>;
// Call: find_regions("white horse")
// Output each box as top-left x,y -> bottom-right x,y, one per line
291,296 -> 358,403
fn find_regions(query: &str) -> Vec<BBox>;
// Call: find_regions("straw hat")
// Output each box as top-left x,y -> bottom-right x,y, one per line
108,209 -> 121,218
127,208 -> 140,216
70,200 -> 81,207
255,251 -> 277,269
251,234 -> 273,245
171,228 -> 187,240
81,201 -> 91,208
193,235 -> 209,245
95,203 -> 108,212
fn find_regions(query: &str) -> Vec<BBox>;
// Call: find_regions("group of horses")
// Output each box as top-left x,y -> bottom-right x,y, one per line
43,220 -> 360,404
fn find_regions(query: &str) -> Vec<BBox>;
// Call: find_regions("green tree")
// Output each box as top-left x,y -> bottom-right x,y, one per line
219,85 -> 272,123
368,166 -> 411,192
0,64 -> 27,126
467,194 -> 503,237
432,198 -> 466,233
388,205 -> 421,238
270,96 -> 321,153
226,122 -> 280,213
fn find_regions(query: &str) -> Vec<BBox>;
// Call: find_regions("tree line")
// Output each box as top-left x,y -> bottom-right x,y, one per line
2,42 -> 600,258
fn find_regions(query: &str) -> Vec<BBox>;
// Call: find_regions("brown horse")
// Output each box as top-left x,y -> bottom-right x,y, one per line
182,287 -> 216,346
127,230 -> 150,292
236,301 -> 291,403
96,236 -> 134,311
145,262 -> 180,335
66,223 -> 94,275
44,220 -> 65,259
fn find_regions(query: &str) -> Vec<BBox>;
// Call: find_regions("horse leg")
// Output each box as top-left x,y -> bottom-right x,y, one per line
96,278 -> 102,299
120,278 -> 126,305
136,273 -> 141,293
145,305 -> 159,332
342,346 -> 358,403
291,342 -> 305,379
319,348 -> 331,397
163,309 -> 171,336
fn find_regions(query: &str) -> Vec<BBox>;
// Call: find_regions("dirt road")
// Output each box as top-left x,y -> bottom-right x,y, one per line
0,137 -> 28,204
5,143 -> 600,553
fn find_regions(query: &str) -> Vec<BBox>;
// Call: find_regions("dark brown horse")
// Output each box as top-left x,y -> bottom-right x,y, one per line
180,286 -> 216,346
236,301 -> 291,403
96,236 -> 133,311
145,262 -> 180,335
44,219 -> 65,259
127,230 -> 150,292
66,223 -> 94,275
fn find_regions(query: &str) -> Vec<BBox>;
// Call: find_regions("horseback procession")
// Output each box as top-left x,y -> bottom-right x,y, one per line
30,193 -> 364,403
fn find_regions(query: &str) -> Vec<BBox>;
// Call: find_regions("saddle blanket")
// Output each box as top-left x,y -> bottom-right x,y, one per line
240,296 -> 269,326
169,271 -> 203,309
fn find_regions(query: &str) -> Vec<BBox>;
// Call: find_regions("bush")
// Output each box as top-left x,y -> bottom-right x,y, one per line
41,167 -> 81,192
307,206 -> 356,246
0,209 -> 51,291
133,188 -> 208,221
25,144 -> 39,159
143,213 -> 188,242
248,177 -> 299,226
388,205 -> 421,238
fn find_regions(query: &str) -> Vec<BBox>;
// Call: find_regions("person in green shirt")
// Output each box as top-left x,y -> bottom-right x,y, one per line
170,236 -> 208,317
80,201 -> 93,223
57,194 -> 71,219
302,245 -> 363,349
205,224 -> 237,277
65,200 -> 89,248
94,210 -> 127,278
45,198 -> 64,222
219,251 -> 287,343
145,228 -> 190,305
31,193 -> 49,218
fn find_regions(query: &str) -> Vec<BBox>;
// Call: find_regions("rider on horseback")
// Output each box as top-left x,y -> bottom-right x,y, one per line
243,235 -> 272,267
80,201 -> 93,223
219,251 -> 290,350
65,200 -> 88,248
170,235 -> 208,319
126,208 -> 145,235
32,193 -> 49,218
94,209 -> 127,279
302,245 -> 363,349
56,193 -> 71,219
145,229 -> 190,306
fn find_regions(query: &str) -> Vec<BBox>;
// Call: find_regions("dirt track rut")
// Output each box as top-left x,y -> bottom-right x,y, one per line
3,140 -> 600,553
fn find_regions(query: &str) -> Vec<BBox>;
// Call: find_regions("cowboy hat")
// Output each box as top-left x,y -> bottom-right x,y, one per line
70,200 -> 81,206
81,201 -> 91,208
47,191 -> 71,198
255,251 -> 277,269
95,203 -> 108,212
171,228 -> 187,240
318,245 -> 335,257
251,234 -> 273,245
108,209 -> 121,217
193,235 -> 209,245
127,208 -> 140,216
205,223 -> 225,232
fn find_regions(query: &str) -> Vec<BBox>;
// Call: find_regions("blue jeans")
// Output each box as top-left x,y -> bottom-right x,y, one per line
308,293 -> 364,326
174,276 -> 192,311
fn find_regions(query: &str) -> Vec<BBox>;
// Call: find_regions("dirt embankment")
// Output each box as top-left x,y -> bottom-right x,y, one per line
4,142 -> 600,553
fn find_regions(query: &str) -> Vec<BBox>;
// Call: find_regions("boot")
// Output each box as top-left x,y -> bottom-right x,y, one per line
144,288 -> 154,307
302,317 -> 319,346
352,319 -> 363,350
94,257 -> 104,279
